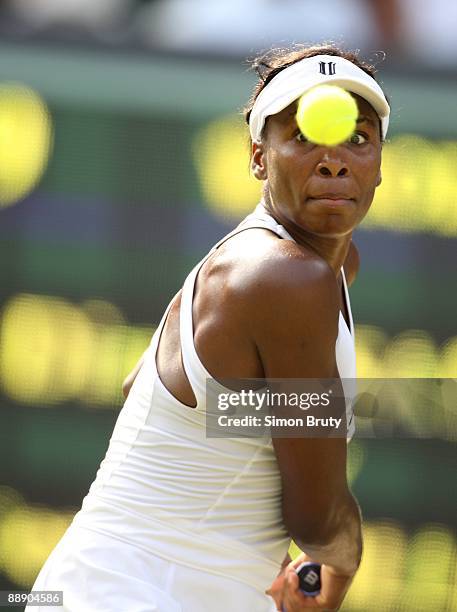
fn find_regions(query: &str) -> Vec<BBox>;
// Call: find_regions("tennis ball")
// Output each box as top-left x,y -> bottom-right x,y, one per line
296,85 -> 358,146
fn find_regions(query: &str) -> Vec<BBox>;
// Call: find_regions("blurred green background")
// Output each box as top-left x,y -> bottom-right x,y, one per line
0,36 -> 456,612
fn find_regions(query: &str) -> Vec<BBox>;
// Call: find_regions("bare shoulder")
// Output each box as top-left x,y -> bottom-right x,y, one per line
222,228 -> 339,317
211,229 -> 341,376
216,228 -> 334,284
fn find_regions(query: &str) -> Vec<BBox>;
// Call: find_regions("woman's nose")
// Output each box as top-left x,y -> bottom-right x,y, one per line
316,155 -> 349,177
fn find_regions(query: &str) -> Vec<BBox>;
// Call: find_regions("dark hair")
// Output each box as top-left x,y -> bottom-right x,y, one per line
244,44 -> 382,134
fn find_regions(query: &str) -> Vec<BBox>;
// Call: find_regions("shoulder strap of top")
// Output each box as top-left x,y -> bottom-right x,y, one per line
238,203 -> 295,241
179,204 -> 294,408
340,268 -> 354,337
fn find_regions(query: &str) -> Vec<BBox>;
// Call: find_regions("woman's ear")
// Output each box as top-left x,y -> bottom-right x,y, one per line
251,140 -> 268,180
376,170 -> 382,187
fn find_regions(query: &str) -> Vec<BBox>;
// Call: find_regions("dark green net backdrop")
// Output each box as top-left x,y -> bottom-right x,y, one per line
0,42 -> 456,611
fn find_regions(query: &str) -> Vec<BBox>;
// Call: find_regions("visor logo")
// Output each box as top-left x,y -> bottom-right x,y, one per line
319,61 -> 336,75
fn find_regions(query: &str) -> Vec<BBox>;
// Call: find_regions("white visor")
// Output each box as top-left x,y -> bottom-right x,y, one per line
249,54 -> 390,141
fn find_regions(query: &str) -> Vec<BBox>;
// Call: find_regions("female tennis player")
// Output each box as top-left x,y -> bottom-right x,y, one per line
28,44 -> 389,612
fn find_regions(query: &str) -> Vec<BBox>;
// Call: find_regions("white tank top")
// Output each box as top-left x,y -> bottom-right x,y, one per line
72,204 -> 356,593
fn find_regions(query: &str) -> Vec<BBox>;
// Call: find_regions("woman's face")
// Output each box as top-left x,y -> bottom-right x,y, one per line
252,95 -> 382,238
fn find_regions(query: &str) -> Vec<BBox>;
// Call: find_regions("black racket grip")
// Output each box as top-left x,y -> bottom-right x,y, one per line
296,562 -> 322,596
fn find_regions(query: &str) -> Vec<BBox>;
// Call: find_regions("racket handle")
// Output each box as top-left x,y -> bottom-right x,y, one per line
296,562 -> 321,596
281,562 -> 321,611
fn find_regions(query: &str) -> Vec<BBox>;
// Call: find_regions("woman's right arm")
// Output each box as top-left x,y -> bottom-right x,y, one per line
249,254 -> 362,609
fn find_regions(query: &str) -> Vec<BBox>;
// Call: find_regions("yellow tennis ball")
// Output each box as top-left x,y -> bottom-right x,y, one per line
296,85 -> 358,146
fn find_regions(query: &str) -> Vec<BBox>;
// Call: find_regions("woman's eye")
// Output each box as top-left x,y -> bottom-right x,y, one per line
295,131 -> 308,143
349,132 -> 368,145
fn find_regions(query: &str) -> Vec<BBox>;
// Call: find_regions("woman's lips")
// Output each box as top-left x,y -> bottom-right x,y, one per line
308,196 -> 355,207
